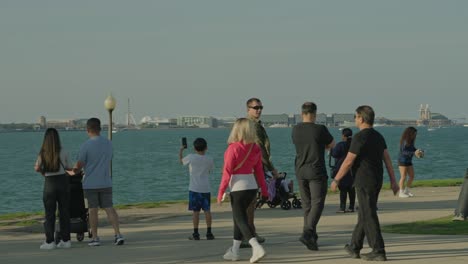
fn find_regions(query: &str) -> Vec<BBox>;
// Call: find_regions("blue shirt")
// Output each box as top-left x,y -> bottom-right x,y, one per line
77,136 -> 113,189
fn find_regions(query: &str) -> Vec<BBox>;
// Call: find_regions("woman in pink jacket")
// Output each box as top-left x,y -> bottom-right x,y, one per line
218,118 -> 268,263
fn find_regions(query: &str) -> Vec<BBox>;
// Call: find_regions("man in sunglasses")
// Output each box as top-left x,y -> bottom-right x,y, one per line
331,105 -> 399,261
241,97 -> 279,247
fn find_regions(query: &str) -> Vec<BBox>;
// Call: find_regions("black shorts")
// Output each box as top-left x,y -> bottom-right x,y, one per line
398,162 -> 413,167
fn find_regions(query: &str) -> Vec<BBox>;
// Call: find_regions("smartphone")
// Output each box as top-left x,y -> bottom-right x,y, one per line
181,137 -> 187,149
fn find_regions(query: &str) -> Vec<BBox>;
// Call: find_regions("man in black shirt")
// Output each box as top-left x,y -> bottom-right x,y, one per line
331,105 -> 398,261
292,102 -> 334,251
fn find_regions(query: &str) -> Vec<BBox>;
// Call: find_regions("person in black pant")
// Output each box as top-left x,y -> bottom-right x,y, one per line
331,105 -> 399,261
330,128 -> 355,213
292,102 -> 334,251
34,128 -> 72,250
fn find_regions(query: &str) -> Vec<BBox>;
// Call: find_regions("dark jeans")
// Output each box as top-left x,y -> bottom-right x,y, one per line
230,189 -> 258,241
350,187 -> 385,253
298,178 -> 328,242
43,175 -> 70,243
339,185 -> 356,210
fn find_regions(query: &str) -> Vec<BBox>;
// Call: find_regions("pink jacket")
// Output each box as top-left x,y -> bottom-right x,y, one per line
217,142 -> 268,202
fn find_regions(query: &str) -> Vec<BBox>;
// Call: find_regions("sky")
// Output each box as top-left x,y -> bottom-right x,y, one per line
1,0 -> 467,124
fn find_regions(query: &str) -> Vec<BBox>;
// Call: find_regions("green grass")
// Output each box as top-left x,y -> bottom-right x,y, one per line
114,200 -> 187,209
381,178 -> 463,189
0,220 -> 41,227
0,212 -> 43,221
382,216 -> 468,235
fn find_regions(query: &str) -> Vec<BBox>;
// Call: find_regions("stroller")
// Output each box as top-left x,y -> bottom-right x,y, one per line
55,172 -> 91,243
256,172 -> 302,210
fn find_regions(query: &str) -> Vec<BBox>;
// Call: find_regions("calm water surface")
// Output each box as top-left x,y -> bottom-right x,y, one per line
1,126 -> 467,214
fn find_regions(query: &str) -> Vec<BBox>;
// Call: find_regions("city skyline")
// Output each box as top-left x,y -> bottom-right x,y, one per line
1,1 -> 467,123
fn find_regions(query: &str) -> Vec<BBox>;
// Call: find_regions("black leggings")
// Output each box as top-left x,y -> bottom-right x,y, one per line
339,185 -> 356,210
43,175 -> 70,243
230,189 -> 258,241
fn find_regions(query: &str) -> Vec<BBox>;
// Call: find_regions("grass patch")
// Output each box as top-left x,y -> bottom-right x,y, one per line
382,178 -> 463,189
114,200 -> 187,210
0,212 -> 43,221
0,220 -> 41,227
382,216 -> 468,235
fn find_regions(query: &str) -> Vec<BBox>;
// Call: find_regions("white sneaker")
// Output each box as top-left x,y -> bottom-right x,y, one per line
40,241 -> 56,250
250,244 -> 266,263
56,240 -> 71,249
223,247 -> 240,261
399,191 -> 409,198
452,215 -> 465,221
405,188 -> 414,197
114,234 -> 125,245
88,237 -> 101,246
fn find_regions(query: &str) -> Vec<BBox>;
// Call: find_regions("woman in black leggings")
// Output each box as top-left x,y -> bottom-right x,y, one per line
217,118 -> 269,263
35,128 -> 72,250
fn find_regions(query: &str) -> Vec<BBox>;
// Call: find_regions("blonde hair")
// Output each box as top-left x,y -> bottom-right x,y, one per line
227,118 -> 257,144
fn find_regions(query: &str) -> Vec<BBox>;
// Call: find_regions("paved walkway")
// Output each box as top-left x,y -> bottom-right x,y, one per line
1,186 -> 467,264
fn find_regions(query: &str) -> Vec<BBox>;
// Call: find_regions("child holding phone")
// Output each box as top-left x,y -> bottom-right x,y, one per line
179,137 -> 215,240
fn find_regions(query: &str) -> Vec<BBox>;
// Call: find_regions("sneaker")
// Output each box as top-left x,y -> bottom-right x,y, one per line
336,209 -> 346,213
56,240 -> 71,249
399,191 -> 410,198
206,233 -> 215,240
452,215 -> 465,221
188,233 -> 200,241
114,234 -> 125,245
344,244 -> 360,259
240,240 -> 251,248
255,235 -> 265,244
405,188 -> 414,197
361,251 -> 387,261
40,241 -> 56,250
88,237 -> 101,246
299,236 -> 318,251
346,209 -> 355,213
223,247 -> 240,261
250,245 -> 266,263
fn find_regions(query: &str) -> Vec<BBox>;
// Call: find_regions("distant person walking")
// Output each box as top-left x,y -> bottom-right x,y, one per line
179,137 -> 215,241
34,128 -> 72,250
218,118 -> 268,263
397,126 -> 422,198
330,128 -> 356,213
292,102 -> 334,251
73,118 -> 124,246
244,97 -> 278,246
331,105 -> 399,261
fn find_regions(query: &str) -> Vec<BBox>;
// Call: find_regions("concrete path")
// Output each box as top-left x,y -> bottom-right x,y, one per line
1,187 -> 467,264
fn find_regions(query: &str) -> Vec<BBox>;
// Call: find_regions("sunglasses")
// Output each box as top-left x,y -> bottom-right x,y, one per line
249,105 -> 263,110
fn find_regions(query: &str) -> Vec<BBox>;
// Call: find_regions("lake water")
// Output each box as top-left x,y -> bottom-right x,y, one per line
1,126 -> 467,214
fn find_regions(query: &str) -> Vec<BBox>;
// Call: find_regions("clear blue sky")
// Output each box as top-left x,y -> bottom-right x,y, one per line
1,0 -> 467,123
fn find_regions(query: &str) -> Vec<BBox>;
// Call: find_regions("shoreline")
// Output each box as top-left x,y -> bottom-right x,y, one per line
0,178 -> 463,226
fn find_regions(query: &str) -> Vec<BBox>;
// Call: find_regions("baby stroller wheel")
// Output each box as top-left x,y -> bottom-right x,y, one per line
267,201 -> 277,208
292,198 -> 302,209
281,200 -> 292,210
76,233 -> 85,242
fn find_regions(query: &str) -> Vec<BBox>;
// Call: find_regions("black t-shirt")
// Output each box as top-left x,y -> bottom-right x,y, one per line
349,128 -> 387,190
292,122 -> 334,180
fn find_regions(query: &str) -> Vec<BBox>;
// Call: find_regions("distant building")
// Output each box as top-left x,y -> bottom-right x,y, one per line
331,113 -> 354,126
140,117 -> 177,128
261,114 -> 290,127
46,119 -> 76,129
293,113 -> 327,125
177,116 -> 217,128
38,116 -> 46,128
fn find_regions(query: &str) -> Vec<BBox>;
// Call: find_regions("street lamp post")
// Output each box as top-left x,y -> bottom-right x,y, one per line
104,95 -> 116,177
